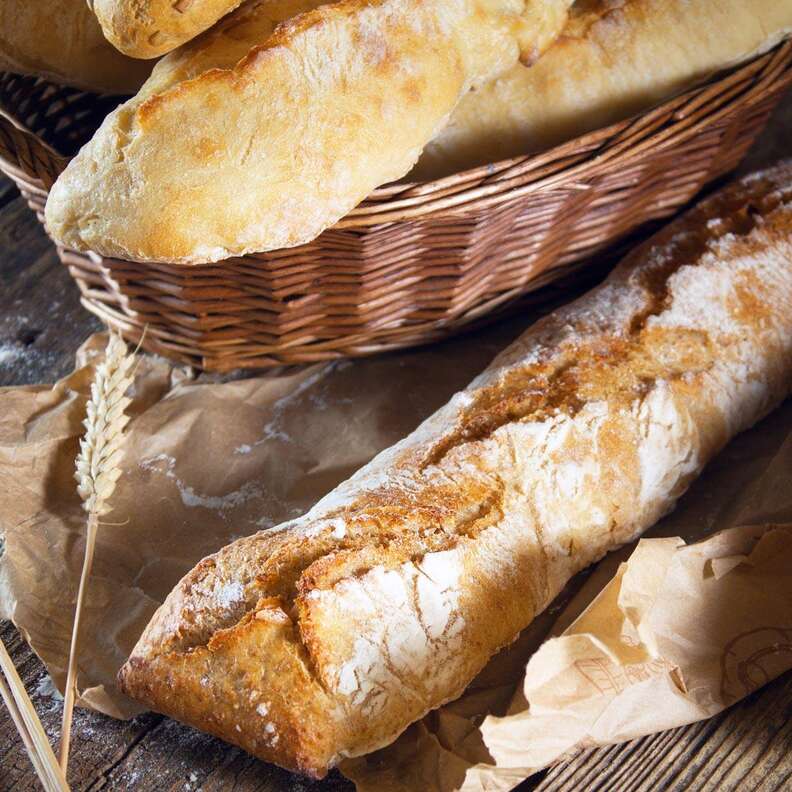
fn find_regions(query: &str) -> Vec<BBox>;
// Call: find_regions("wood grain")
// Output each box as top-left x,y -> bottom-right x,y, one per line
2,93 -> 792,790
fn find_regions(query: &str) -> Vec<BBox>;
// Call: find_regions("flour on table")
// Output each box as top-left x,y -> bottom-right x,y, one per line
0,344 -> 22,366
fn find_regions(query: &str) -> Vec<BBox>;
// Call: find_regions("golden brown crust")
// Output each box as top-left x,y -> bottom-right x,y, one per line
119,164 -> 792,777
45,0 -> 574,264
413,0 -> 792,179
0,0 -> 153,93
91,0 -> 246,59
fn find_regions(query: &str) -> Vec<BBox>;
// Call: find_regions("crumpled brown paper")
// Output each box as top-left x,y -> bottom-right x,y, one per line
1,329 -> 791,790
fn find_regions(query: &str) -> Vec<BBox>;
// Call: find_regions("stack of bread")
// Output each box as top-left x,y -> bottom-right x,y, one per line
0,0 -> 787,263
4,0 -> 792,780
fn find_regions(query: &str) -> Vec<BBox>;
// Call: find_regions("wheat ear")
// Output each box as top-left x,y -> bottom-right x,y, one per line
59,333 -> 135,773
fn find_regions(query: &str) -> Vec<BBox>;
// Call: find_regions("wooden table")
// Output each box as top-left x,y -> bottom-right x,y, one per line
2,100 -> 792,791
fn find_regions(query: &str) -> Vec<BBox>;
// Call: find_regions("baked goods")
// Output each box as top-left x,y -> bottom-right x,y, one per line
44,0 -> 574,264
0,0 -> 153,93
90,0 -> 245,59
413,0 -> 792,179
118,163 -> 792,777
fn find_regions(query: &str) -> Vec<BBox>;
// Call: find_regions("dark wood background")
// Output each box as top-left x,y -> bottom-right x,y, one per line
1,98 -> 791,791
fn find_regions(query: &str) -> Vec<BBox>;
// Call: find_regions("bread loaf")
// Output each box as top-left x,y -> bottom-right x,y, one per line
413,0 -> 792,180
44,0 -> 573,264
90,0 -> 244,59
0,0 -> 153,93
119,163 -> 792,777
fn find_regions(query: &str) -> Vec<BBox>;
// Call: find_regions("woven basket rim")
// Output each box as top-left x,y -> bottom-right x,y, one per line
1,39 -> 790,229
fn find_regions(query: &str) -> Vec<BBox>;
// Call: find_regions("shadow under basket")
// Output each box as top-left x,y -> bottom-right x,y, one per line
1,42 -> 791,371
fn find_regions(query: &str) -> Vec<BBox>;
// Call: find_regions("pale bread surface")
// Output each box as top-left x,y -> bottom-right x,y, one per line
45,0 -> 573,264
0,0 -> 153,93
413,0 -> 792,179
119,164 -> 792,777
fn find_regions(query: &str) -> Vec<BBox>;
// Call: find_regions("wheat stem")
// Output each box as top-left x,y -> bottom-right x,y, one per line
58,511 -> 98,771
59,333 -> 134,774
0,638 -> 69,791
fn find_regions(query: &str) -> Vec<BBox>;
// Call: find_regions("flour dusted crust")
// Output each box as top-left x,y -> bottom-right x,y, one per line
91,0 -> 245,59
44,0 -> 573,264
0,0 -> 152,93
413,0 -> 792,179
119,164 -> 792,777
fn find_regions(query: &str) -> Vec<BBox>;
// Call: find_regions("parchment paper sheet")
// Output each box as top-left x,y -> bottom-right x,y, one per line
1,328 -> 791,790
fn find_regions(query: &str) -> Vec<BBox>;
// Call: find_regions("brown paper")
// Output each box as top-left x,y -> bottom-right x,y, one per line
1,327 -> 791,788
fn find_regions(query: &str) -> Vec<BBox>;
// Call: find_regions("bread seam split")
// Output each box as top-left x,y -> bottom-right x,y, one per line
119,163 -> 792,777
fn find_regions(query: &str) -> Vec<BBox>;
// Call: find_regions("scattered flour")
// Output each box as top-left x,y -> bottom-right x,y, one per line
0,344 -> 22,366
34,674 -> 63,702
214,580 -> 244,609
233,363 -> 340,454
33,673 -> 64,716
139,453 -> 263,516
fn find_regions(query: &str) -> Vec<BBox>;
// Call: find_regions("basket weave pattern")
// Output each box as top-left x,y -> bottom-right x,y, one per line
1,43 -> 791,370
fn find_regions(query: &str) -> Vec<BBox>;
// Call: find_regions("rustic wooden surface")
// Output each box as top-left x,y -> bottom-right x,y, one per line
1,98 -> 791,791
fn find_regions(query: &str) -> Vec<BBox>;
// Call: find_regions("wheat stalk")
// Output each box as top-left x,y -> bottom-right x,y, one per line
59,333 -> 135,773
0,639 -> 69,791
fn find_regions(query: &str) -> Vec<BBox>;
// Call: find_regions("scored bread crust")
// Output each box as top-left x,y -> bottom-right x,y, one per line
119,163 -> 792,777
90,0 -> 246,59
0,0 -> 153,94
44,0 -> 573,264
413,0 -> 792,179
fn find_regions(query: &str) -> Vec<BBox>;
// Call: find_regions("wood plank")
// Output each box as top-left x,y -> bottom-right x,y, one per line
0,191 -> 101,387
0,622 -> 164,792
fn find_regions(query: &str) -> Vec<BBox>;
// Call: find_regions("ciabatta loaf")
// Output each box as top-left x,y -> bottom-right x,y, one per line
91,0 -> 244,59
0,0 -> 152,93
44,0 -> 572,264
413,0 -> 792,179
119,163 -> 792,777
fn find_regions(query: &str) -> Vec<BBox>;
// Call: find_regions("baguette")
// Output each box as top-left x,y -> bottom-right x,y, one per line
0,0 -> 153,94
90,0 -> 245,59
43,0 -> 573,264
119,163 -> 792,777
413,0 -> 792,180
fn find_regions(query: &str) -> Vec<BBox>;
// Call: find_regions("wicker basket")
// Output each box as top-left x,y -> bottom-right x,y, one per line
1,42 -> 791,370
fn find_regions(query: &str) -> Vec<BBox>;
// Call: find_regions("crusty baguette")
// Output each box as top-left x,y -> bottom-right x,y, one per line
90,0 -> 245,59
119,163 -> 792,777
412,0 -> 792,180
0,0 -> 153,93
44,0 -> 573,264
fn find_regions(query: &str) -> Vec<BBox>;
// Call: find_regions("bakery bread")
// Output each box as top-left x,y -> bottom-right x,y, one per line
119,163 -> 792,777
90,0 -> 245,59
44,0 -> 574,264
413,0 -> 792,179
0,0 -> 153,93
